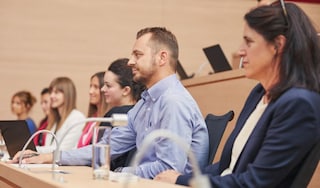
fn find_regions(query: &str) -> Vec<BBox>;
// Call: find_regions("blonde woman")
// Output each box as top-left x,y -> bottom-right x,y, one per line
37,77 -> 85,153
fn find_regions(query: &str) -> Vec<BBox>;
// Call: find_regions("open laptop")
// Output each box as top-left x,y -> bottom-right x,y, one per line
177,60 -> 195,80
203,44 -> 232,73
0,120 -> 36,158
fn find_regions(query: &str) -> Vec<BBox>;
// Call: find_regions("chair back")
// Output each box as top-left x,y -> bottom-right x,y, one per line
205,110 -> 234,165
290,141 -> 320,188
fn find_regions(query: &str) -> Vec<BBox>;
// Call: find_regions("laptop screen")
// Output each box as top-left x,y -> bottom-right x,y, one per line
203,44 -> 232,73
0,120 -> 36,158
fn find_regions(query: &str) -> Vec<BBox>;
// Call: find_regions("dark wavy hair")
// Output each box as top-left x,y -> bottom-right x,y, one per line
245,2 -> 320,101
108,58 -> 145,101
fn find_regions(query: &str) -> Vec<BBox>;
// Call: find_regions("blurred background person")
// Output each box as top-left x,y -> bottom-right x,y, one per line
12,58 -> 145,170
77,71 -> 108,148
34,88 -> 51,146
36,77 -> 86,153
11,90 -> 37,135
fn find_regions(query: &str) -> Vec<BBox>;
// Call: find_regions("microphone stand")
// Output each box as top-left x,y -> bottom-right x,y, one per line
18,129 -> 58,181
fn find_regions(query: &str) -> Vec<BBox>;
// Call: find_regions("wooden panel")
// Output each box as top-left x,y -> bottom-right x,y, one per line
1,0 -> 319,125
0,0 -> 319,186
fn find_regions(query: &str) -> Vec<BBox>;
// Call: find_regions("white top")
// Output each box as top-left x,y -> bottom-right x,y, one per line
36,109 -> 86,153
221,98 -> 268,176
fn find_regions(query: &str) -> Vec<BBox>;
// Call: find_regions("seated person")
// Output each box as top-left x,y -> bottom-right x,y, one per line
77,71 -> 108,148
155,2 -> 320,187
36,77 -> 86,153
34,88 -> 51,146
11,27 -> 209,179
77,58 -> 144,167
11,90 -> 37,135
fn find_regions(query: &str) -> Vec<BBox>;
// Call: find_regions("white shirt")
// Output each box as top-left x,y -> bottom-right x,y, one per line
221,98 -> 268,176
36,109 -> 86,153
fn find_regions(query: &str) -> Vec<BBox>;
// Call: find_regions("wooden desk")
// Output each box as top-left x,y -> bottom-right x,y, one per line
0,162 -> 187,188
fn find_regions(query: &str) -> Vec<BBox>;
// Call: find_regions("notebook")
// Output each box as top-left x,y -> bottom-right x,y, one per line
0,120 -> 36,158
203,44 -> 232,73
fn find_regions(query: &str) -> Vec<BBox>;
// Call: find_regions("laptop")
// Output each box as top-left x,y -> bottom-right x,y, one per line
177,60 -> 195,80
203,44 -> 232,73
0,120 -> 36,158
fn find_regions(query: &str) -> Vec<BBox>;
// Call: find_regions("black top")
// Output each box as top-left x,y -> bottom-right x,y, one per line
100,105 -> 134,127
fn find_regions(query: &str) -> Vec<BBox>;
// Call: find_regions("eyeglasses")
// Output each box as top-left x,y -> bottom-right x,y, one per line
271,0 -> 289,26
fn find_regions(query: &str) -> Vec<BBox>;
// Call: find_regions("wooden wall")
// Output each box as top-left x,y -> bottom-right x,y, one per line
0,0 -> 319,186
1,0 -> 319,123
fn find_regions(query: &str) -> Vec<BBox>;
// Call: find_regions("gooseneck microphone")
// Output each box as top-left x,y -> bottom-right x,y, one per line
18,129 -> 59,181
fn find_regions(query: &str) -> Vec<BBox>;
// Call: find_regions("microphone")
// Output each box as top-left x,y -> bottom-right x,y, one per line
124,129 -> 210,188
195,61 -> 214,76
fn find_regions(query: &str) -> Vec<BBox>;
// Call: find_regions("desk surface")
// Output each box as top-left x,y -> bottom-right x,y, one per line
0,162 -> 187,188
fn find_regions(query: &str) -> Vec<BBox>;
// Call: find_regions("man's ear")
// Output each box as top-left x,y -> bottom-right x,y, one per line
158,50 -> 169,66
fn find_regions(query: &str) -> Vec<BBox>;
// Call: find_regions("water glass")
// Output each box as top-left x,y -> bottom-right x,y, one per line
92,126 -> 111,180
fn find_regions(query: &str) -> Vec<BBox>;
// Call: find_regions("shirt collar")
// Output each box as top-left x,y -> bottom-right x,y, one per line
141,74 -> 178,102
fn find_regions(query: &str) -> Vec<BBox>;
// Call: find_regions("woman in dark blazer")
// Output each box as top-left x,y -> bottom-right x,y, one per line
155,2 -> 320,187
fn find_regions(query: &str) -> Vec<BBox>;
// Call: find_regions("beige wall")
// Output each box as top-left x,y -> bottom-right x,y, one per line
0,1 -> 319,186
1,0 -> 319,125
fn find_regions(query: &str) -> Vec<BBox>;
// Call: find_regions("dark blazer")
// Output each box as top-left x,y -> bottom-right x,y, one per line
177,84 -> 320,187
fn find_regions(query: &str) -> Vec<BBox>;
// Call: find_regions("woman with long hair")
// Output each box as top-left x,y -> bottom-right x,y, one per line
77,71 -> 108,148
37,77 -> 86,153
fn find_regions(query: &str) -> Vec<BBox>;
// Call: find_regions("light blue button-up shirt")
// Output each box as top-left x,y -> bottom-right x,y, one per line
60,74 -> 209,179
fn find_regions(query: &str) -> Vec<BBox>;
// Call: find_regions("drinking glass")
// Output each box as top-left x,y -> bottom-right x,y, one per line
92,126 -> 111,180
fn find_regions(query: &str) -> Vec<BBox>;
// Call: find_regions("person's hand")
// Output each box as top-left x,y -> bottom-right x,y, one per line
154,170 -> 181,184
7,149 -> 52,164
